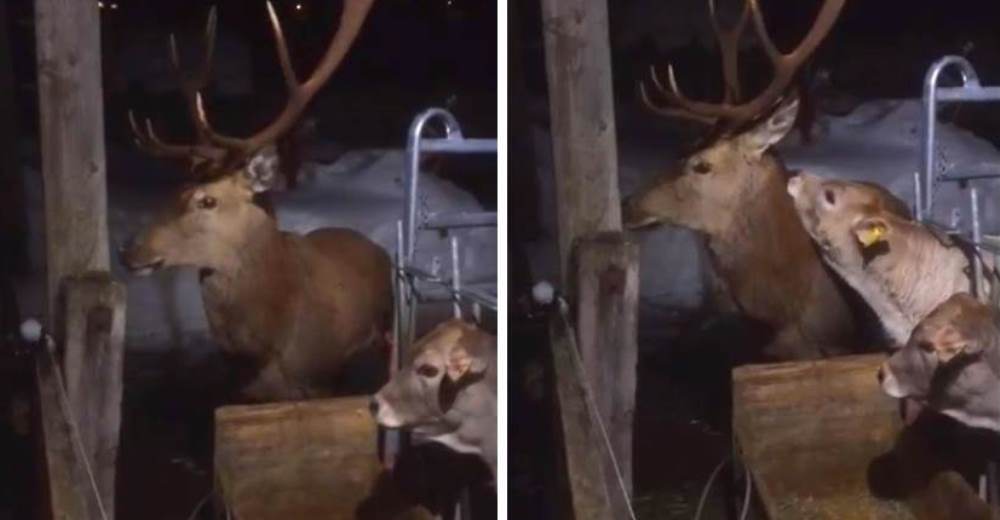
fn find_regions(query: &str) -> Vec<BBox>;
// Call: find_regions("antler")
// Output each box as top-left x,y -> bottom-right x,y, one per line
198,0 -> 375,154
129,0 -> 375,168
641,0 -> 844,129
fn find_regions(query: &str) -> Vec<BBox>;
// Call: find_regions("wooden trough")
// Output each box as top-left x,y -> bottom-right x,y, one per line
733,354 -> 996,520
214,396 -> 435,520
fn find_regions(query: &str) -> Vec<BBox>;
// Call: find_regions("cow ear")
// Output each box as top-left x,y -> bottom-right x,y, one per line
445,331 -> 491,382
243,146 -> 280,193
853,217 -> 890,248
935,340 -> 973,363
738,96 -> 798,158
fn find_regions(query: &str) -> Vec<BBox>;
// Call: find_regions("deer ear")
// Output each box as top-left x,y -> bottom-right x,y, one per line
445,330 -> 492,382
853,217 -> 890,248
243,146 -> 280,193
739,97 -> 799,157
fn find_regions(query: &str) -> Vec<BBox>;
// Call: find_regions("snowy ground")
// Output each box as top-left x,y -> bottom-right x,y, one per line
18,144 -> 496,353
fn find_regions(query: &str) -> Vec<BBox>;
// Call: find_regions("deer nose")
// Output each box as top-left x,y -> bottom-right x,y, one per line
368,397 -> 380,417
877,367 -> 885,384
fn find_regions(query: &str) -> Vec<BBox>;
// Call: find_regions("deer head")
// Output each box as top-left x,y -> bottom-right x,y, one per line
622,0 -> 844,233
122,0 -> 374,274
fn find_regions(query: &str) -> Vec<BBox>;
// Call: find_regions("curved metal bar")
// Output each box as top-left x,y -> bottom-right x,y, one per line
921,55 -> 981,219
404,108 -> 465,262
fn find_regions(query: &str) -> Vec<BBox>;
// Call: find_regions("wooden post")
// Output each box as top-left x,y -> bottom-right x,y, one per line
541,0 -> 637,514
540,0 -> 622,287
574,232 -> 638,511
62,273 -> 126,516
34,1 -> 121,517
36,340 -> 106,520
34,0 -> 110,324
549,312 -> 614,520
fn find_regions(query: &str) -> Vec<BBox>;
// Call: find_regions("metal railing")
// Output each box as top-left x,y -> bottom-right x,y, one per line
917,55 -> 1000,507
387,108 -> 497,519
916,55 -> 1000,303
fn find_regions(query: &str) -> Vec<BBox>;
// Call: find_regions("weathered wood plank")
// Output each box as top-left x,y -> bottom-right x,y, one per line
61,273 -> 125,517
35,340 -> 106,520
214,396 -> 435,520
733,354 -> 994,520
574,232 -> 638,510
549,312 -> 613,520
34,0 -> 109,324
540,0 -> 622,286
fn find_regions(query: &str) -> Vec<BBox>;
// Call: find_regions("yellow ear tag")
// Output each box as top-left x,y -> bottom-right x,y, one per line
856,223 -> 886,247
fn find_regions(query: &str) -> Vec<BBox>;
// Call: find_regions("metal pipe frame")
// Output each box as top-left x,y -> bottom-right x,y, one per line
919,56 -> 1000,220
387,109 -> 498,500
920,56 -> 1000,509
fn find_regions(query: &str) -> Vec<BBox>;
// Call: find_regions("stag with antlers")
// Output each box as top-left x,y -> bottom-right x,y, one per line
621,0 -> 868,360
121,0 -> 393,401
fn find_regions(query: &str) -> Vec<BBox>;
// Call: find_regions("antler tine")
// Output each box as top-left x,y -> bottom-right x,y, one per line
169,6 -> 220,145
127,109 -> 227,161
707,0 -> 749,103
640,0 -> 844,128
645,64 -> 717,121
217,0 -> 376,154
639,82 -> 717,125
266,1 -> 299,91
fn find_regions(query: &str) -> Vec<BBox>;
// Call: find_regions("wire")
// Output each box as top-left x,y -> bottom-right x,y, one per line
43,333 -> 111,520
692,457 -> 753,520
556,297 -> 638,520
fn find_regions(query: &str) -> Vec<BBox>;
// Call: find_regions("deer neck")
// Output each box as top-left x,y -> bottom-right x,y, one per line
706,168 -> 820,312
199,215 -> 297,304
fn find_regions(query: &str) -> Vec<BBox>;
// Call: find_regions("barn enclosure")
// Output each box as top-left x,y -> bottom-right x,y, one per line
510,0 -> 1000,519
0,0 -> 497,518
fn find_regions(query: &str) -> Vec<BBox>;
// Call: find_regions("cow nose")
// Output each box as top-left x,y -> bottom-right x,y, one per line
787,175 -> 802,197
368,397 -> 379,417
877,367 -> 885,384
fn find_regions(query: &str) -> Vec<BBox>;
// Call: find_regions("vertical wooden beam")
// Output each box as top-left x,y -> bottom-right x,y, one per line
34,0 -> 110,324
540,0 -> 622,287
62,273 -> 126,518
575,232 -> 638,513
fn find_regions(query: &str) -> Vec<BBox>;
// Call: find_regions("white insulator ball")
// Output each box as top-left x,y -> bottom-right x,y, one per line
20,319 -> 42,343
532,281 -> 555,305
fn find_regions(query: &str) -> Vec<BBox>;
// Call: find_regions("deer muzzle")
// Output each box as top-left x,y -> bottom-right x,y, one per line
120,235 -> 165,276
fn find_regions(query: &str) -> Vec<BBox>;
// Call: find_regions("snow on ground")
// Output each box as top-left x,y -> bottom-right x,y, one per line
527,98 -> 1000,318
19,146 -> 496,352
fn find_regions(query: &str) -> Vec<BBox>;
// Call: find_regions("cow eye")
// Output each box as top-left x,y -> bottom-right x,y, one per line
824,189 -> 836,206
416,364 -> 439,378
197,196 -> 217,210
691,161 -> 712,175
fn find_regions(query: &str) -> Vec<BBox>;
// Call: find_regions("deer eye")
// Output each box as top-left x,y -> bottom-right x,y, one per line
196,196 -> 217,210
691,161 -> 712,175
416,364 -> 440,378
824,189 -> 836,206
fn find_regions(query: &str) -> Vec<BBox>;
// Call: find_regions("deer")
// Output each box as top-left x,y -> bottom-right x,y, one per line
120,0 -> 392,402
621,0 -> 866,360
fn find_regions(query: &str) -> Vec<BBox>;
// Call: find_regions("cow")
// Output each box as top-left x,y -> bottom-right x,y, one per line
788,171 -> 991,346
371,319 -> 497,479
878,293 -> 1000,432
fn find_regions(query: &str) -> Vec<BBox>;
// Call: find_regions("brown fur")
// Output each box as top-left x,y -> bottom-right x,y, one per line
123,173 -> 392,401
622,100 -> 859,359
